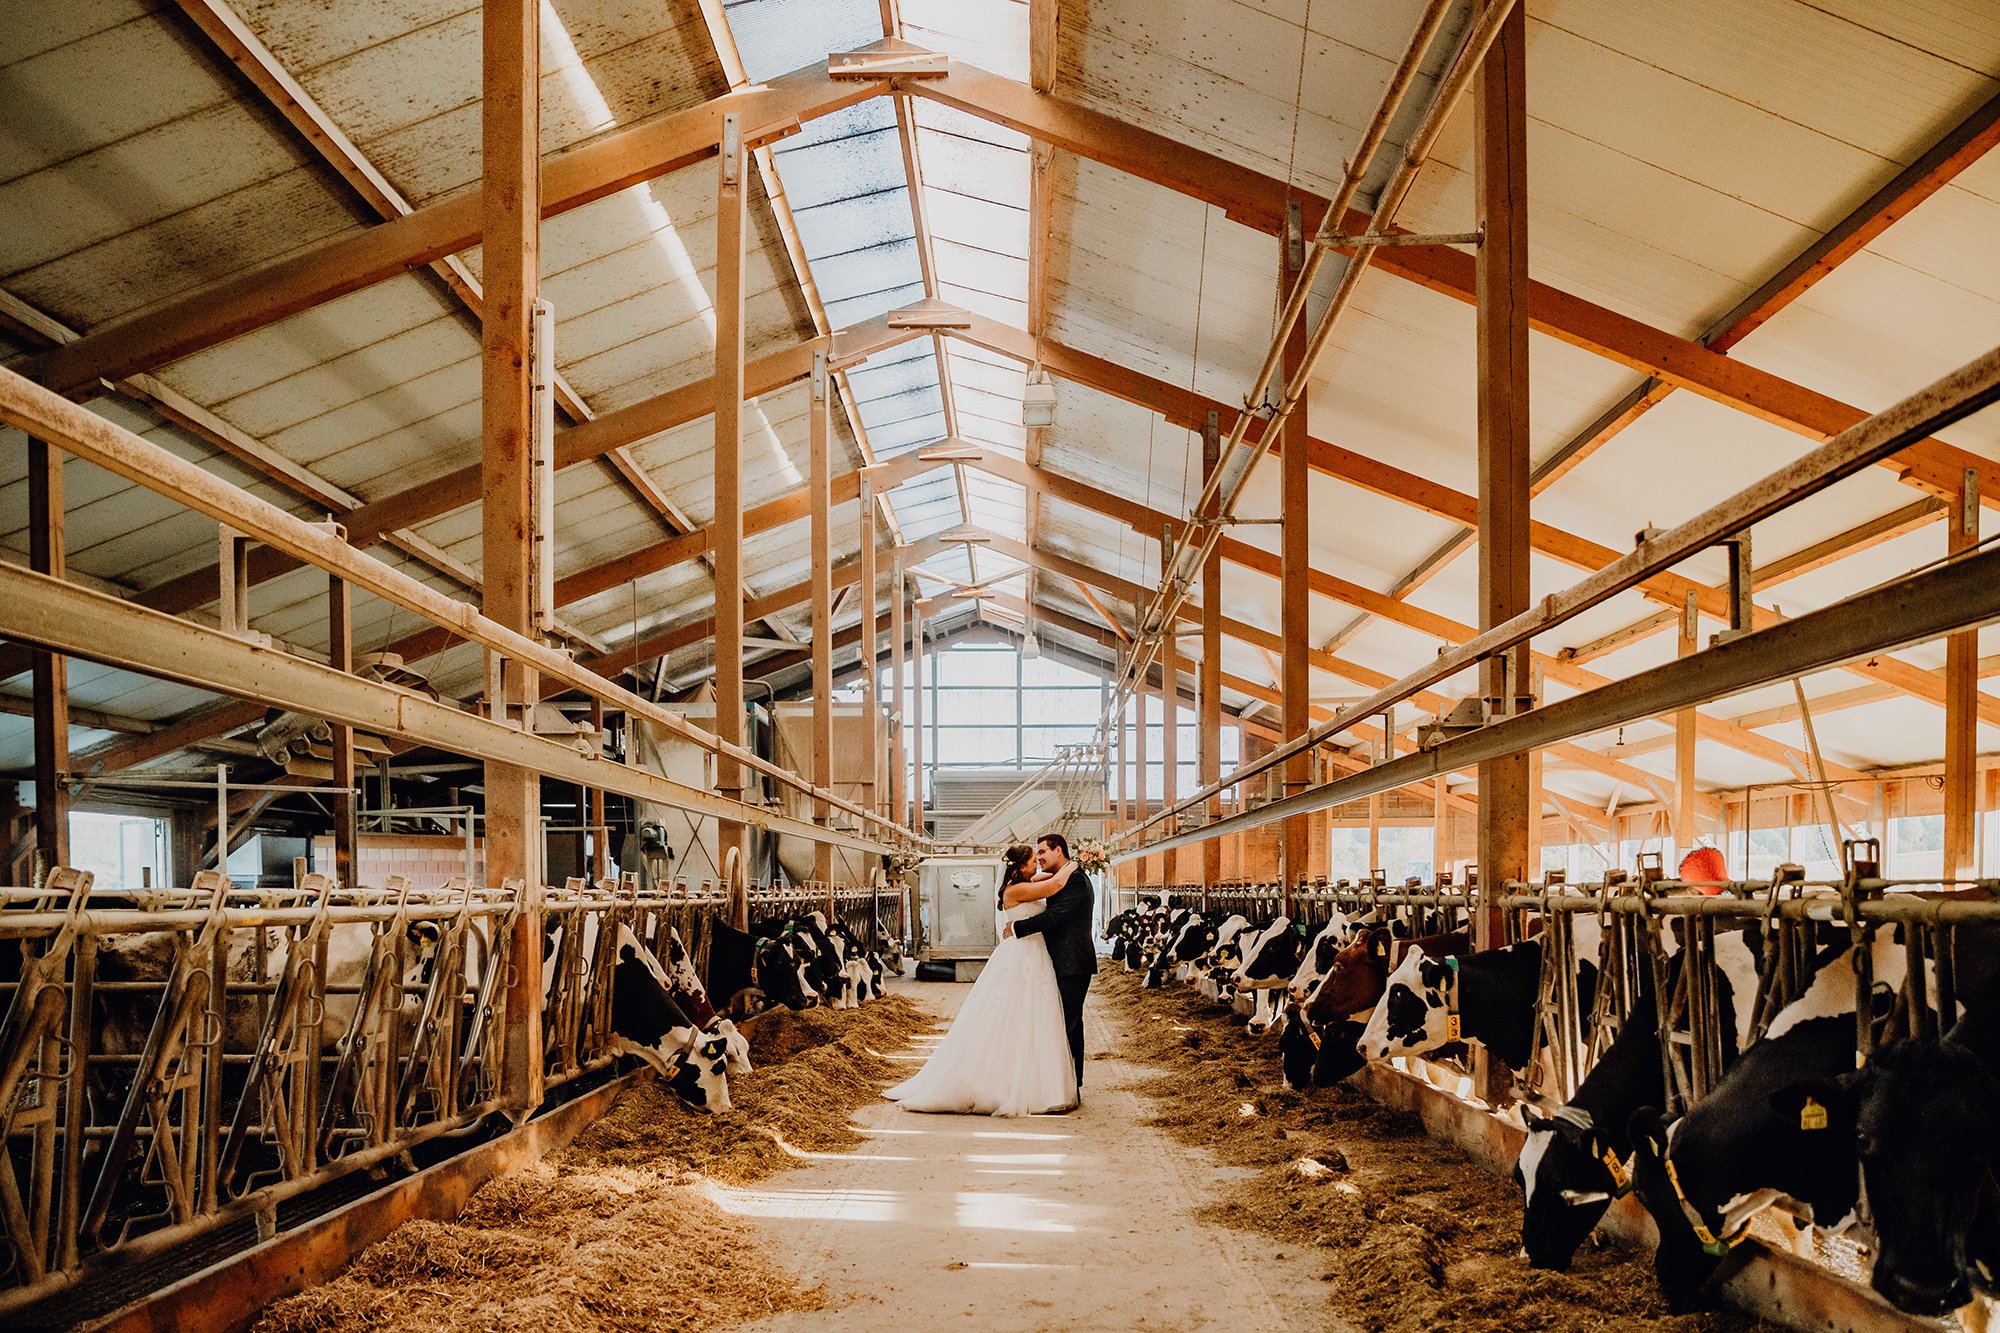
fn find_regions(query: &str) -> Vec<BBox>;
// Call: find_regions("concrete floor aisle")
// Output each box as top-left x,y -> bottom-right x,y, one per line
729,979 -> 1350,1332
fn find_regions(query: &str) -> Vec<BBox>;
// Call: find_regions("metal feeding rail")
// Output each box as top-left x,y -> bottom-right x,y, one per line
0,866 -> 895,1322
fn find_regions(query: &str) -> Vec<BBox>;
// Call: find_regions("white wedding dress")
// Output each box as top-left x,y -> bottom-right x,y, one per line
886,901 -> 1079,1117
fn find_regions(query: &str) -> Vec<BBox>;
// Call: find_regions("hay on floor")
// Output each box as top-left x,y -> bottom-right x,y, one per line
1093,968 -> 1771,1333
255,994 -> 934,1333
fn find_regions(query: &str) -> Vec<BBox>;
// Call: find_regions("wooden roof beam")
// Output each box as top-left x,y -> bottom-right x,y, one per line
1316,86 -> 2000,661
950,318 -> 1999,728
909,64 -> 2000,512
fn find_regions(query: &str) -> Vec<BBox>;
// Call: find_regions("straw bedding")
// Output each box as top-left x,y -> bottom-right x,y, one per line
253,995 -> 934,1333
1094,968 -> 1772,1333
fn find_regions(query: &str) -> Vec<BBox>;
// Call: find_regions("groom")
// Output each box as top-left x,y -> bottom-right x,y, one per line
1004,832 -> 1096,1097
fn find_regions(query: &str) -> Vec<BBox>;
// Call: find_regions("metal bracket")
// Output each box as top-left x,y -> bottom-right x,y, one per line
720,113 -> 740,187
1709,532 -> 1754,646
828,40 -> 950,80
1322,229 -> 1483,248
1285,200 -> 1305,273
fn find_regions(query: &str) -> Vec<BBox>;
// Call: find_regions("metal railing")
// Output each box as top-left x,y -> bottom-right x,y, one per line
0,864 -> 897,1315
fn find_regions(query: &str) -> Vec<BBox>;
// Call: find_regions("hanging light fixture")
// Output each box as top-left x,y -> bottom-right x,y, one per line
1021,364 -> 1057,428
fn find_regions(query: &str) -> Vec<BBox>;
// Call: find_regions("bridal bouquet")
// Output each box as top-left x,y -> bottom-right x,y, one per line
1071,839 -> 1110,875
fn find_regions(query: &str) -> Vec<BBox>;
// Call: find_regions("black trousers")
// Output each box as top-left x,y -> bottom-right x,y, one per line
1056,972 -> 1093,1088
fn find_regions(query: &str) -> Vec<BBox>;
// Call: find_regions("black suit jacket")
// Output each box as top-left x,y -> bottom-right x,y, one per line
1011,862 -> 1097,976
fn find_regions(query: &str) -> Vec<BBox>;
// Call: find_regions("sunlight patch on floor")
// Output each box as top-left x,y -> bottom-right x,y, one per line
953,1190 -> 1076,1234
706,1185 -> 901,1223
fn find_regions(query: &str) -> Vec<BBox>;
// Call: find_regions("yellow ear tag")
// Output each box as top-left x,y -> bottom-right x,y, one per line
1375,942 -> 1387,956
1799,1096 -> 1828,1132
1445,1014 -> 1461,1041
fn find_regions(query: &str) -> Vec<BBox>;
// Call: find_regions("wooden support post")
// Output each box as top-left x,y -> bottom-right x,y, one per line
1474,0 -> 1530,949
482,0 -> 544,1116
1675,591 -> 1699,858
714,109 -> 748,866
589,699 -> 607,880
859,476 -> 880,819
891,552 -> 908,831
28,438 -> 69,872
1201,419 -> 1224,892
1135,664 -> 1152,889
1280,207 -> 1312,911
329,573 -> 357,888
912,590 -> 926,839
1161,625 -> 1180,887
810,352 -> 834,883
1946,468 -> 1980,879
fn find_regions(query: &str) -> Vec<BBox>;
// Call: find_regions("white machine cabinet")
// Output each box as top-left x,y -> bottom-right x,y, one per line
917,855 -> 1002,981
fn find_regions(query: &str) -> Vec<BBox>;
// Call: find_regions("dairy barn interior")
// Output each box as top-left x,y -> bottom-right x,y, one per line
2,0 -> 1999,1330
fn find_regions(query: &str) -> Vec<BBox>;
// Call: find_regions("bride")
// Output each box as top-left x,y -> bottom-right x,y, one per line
885,844 -> 1080,1116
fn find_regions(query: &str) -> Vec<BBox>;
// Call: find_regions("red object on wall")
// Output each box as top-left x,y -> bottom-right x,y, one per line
1678,846 -> 1728,893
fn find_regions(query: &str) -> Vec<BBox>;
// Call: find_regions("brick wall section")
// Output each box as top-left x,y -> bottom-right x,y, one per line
312,834 -> 483,888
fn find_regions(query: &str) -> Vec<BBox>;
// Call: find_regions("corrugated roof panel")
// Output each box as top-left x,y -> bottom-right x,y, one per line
722,0 -> 881,83
0,13 -> 358,328
262,0 -> 726,207
901,0 -> 1027,80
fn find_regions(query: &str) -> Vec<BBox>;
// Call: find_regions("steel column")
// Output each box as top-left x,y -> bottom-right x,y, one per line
891,553 -> 908,830
911,588 -> 925,838
1474,0 -> 1530,945
1675,592 -> 1698,856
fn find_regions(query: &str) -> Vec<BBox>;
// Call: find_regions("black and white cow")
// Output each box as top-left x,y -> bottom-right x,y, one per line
1514,922 -> 1761,1272
1625,931 -> 1910,1312
1286,909 -> 1361,1004
605,924 -> 734,1112
1234,917 -> 1307,1035
1357,912 -> 1607,1073
1514,986 -> 1661,1270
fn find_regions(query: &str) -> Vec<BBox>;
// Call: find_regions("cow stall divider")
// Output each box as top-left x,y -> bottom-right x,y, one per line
0,863 -> 896,1323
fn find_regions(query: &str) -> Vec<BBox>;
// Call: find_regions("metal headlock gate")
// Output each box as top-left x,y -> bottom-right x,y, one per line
0,865 -> 898,1325
1118,856 -> 2000,1113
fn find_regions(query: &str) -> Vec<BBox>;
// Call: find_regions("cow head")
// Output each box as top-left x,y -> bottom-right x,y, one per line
1279,1013 -> 1320,1091
710,1017 -> 754,1074
1356,946 -> 1457,1061
1288,912 -> 1356,1002
1304,929 -> 1389,1026
1515,1106 -> 1629,1271
1771,1040 -> 2000,1317
755,936 -> 816,1010
1625,1107 -> 1715,1313
666,1032 -> 734,1112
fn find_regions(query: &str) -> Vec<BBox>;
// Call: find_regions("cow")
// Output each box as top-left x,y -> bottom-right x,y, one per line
1304,927 -> 1470,1029
1278,1007 -> 1367,1091
1514,922 -> 1762,1271
605,925 -> 733,1112
1625,931 -> 1911,1313
1286,910 -> 1361,1004
1357,917 -> 1602,1074
1514,986 -> 1661,1270
1234,918 -> 1307,1035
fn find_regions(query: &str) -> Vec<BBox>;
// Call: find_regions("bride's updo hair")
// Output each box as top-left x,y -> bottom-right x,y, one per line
998,844 -> 1033,907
